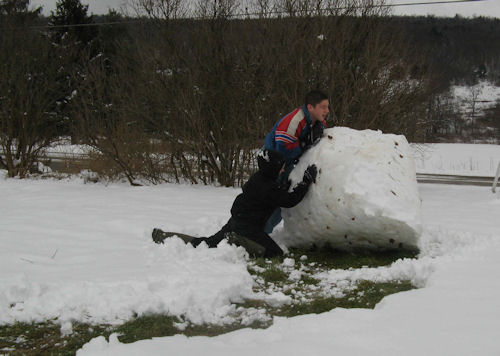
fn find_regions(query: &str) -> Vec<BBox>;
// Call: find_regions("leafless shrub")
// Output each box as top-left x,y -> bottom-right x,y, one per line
0,24 -> 63,177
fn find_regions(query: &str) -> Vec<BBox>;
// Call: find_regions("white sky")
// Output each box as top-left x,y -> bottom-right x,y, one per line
32,0 -> 128,16
391,0 -> 500,18
31,0 -> 500,18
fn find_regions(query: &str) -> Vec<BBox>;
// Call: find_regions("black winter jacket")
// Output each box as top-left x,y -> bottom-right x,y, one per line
230,150 -> 311,235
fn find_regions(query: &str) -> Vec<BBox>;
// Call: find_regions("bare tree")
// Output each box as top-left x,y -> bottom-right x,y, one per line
130,0 -> 187,19
71,0 -> 432,186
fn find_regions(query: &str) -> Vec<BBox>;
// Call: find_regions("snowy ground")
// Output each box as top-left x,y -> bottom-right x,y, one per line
77,185 -> 500,356
1,144 -> 500,355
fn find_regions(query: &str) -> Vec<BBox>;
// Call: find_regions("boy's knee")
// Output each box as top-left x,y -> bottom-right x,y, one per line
224,232 -> 267,257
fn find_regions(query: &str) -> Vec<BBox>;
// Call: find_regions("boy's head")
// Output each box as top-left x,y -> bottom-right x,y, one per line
305,90 -> 329,123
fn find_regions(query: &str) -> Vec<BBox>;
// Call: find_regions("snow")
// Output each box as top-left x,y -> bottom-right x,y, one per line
74,184 -> 500,356
451,80 -> 500,118
0,180 -> 259,327
412,143 -> 500,176
281,127 -> 422,250
1,142 -> 500,356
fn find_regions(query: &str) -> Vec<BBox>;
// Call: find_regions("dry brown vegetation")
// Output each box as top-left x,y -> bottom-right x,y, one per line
2,0 -> 438,184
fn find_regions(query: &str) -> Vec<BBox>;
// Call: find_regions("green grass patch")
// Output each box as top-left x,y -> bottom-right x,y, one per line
0,321 -> 112,356
260,266 -> 289,283
287,246 -> 419,270
115,313 -> 270,343
0,316 -> 271,354
252,256 -> 282,269
274,280 -> 414,317
115,314 -> 179,344
300,274 -> 320,285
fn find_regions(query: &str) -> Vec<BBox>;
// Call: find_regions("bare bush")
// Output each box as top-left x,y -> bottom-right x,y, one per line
0,11 -> 64,177
71,46 -> 172,185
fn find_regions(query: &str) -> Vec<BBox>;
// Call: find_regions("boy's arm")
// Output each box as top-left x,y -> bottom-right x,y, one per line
268,165 -> 317,208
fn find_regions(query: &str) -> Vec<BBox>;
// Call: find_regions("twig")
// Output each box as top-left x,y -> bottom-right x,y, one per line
20,258 -> 35,264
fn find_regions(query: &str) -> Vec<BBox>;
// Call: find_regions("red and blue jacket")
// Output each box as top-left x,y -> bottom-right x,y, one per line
264,105 -> 326,167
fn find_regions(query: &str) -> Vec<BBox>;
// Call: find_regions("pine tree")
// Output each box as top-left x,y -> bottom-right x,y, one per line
49,0 -> 96,46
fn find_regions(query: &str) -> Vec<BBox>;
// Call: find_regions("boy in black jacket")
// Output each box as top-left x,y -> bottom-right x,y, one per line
153,149 -> 317,258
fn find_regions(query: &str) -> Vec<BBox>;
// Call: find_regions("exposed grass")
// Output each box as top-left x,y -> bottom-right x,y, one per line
274,280 -> 414,317
246,248 -> 417,319
260,266 -> 289,284
287,246 -> 418,270
1,247 -> 419,355
116,314 -> 271,344
300,274 -> 321,285
0,322 -> 112,356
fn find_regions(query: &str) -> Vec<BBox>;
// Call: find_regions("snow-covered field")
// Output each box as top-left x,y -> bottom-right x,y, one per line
412,143 -> 500,176
1,143 -> 500,355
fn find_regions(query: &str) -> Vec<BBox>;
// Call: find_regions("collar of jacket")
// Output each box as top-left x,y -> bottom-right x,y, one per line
301,104 -> 312,126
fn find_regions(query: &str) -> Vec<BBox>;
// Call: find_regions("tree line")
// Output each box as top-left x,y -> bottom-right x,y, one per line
1,0 -> 499,185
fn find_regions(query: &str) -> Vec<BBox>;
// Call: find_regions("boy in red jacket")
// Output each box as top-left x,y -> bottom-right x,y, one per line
263,89 -> 329,233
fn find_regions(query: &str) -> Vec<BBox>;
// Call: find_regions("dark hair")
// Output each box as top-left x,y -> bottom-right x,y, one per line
305,90 -> 329,107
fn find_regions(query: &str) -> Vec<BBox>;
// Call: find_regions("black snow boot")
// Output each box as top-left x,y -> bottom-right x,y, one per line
152,228 -> 195,244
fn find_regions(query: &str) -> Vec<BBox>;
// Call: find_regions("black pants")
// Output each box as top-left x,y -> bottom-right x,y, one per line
190,219 -> 284,258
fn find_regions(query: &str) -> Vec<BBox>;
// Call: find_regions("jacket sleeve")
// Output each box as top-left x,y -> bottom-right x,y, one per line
275,140 -> 302,164
267,181 -> 311,208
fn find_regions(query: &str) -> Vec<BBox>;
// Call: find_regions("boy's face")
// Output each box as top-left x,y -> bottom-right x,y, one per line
308,99 -> 329,123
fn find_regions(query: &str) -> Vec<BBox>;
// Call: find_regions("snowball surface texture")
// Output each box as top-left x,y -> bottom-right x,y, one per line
282,127 -> 422,251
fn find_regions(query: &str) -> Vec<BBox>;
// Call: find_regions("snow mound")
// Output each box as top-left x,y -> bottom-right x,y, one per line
0,238 -> 254,326
281,127 -> 422,251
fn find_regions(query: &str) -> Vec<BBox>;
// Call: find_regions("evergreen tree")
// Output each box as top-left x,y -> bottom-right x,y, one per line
49,0 -> 96,46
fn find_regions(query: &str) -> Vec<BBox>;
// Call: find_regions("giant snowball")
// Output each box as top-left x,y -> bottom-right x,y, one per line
280,127 -> 422,251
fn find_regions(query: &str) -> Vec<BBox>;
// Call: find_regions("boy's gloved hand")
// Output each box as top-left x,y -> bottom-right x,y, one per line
303,164 -> 317,185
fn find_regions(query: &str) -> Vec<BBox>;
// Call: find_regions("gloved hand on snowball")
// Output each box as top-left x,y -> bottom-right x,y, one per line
302,164 -> 317,185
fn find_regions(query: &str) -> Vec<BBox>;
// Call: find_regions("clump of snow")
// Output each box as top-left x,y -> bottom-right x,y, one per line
77,333 -> 121,355
257,149 -> 270,162
281,127 -> 422,251
60,321 -> 73,336
252,291 -> 291,308
36,162 -> 52,174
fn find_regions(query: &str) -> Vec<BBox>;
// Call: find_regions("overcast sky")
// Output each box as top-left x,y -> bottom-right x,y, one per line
31,0 -> 500,18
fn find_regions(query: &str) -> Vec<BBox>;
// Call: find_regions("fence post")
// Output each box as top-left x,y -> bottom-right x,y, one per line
493,162 -> 500,193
